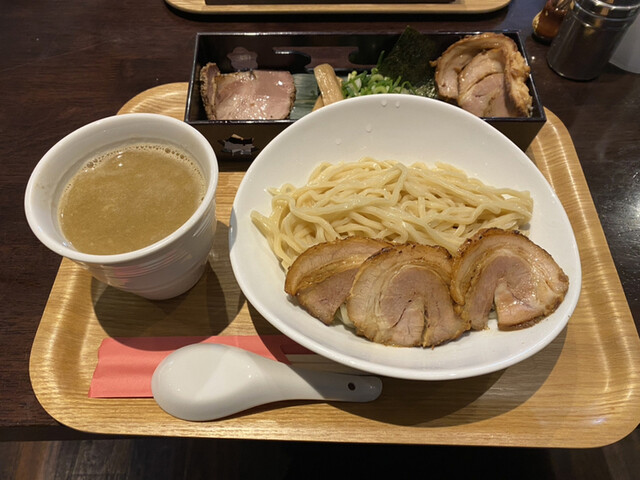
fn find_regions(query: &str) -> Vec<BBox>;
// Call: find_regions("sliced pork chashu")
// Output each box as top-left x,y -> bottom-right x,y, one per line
199,62 -> 296,120
457,49 -> 517,117
451,228 -> 569,330
433,33 -> 517,101
432,33 -> 532,117
285,237 -> 391,325
347,243 -> 468,348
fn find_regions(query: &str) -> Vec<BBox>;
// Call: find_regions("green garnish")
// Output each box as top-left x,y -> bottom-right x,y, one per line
342,26 -> 439,100
342,68 -> 417,97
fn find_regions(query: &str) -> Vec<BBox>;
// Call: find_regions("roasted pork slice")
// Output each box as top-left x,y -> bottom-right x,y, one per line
451,228 -> 569,330
457,48 -> 523,117
199,62 -> 296,121
432,33 -> 519,101
458,72 -> 513,117
347,243 -> 468,347
432,33 -> 532,118
200,63 -> 221,120
285,237 -> 391,325
503,47 -> 533,117
457,48 -> 505,97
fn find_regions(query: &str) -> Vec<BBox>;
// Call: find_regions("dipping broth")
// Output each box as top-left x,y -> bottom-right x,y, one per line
58,143 -> 205,255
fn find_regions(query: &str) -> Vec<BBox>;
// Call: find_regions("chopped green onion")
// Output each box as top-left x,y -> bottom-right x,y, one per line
341,68 -> 417,98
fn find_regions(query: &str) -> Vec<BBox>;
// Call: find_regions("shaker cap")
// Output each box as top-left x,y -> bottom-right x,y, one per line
577,0 -> 640,18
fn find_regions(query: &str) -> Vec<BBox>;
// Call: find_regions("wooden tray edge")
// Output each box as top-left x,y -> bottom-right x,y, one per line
165,0 -> 511,15
28,84 -> 640,447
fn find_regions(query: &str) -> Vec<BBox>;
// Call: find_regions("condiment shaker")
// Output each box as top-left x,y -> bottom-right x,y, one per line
547,0 -> 640,80
533,0 -> 572,43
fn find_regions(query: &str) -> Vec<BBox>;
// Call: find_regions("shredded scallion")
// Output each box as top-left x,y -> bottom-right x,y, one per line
341,68 -> 417,98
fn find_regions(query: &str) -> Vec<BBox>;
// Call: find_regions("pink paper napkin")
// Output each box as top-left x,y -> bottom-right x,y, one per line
89,335 -> 313,398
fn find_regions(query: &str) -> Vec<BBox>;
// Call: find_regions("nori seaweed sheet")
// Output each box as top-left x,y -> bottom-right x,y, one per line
377,27 -> 439,98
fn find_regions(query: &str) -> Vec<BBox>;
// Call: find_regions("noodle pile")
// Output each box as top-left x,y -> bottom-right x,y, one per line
251,158 -> 533,269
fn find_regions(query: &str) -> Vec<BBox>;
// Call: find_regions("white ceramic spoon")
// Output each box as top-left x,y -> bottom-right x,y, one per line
151,343 -> 383,421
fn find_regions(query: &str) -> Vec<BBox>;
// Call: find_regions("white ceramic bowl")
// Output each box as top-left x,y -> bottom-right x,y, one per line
229,94 -> 581,380
25,113 -> 218,300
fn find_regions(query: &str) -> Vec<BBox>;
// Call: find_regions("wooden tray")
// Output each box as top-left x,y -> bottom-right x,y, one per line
29,83 -> 640,447
165,0 -> 510,15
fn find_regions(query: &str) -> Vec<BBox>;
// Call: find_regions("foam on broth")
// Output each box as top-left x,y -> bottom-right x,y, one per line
58,143 -> 205,255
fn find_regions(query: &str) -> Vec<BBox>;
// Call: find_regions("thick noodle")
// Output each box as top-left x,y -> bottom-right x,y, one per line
251,158 -> 533,269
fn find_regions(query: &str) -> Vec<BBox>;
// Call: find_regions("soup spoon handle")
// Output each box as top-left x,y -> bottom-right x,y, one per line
151,343 -> 383,422
270,363 -> 383,403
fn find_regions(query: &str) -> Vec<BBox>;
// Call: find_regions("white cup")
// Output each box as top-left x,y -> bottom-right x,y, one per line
25,113 -> 219,300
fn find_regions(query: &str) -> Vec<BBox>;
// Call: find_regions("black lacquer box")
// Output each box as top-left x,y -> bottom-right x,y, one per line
186,31 -> 546,160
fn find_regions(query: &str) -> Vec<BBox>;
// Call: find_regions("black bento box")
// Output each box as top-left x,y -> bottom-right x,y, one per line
186,31 -> 546,160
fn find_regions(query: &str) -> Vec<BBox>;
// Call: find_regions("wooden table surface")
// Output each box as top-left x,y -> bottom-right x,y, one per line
2,0 -> 638,439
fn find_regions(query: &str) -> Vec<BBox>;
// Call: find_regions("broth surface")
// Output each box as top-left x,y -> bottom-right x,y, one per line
58,143 -> 205,255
